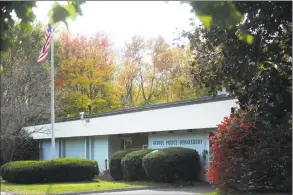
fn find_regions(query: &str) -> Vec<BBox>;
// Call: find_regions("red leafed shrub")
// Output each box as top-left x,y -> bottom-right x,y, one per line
208,111 -> 292,193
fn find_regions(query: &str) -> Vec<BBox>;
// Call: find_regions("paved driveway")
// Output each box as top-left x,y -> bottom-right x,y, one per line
1,182 -> 215,195
100,188 -> 213,195
96,182 -> 215,195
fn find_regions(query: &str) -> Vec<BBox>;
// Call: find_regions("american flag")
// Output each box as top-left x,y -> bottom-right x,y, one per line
37,24 -> 53,63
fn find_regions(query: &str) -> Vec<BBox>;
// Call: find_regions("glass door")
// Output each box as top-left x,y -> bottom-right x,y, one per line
121,137 -> 132,149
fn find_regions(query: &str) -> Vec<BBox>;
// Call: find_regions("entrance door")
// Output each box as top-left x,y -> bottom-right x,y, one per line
121,137 -> 132,149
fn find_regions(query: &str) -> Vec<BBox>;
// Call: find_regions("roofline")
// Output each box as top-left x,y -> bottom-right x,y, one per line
26,94 -> 235,126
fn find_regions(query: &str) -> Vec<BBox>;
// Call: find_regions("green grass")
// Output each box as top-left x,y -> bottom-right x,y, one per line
2,179 -> 154,195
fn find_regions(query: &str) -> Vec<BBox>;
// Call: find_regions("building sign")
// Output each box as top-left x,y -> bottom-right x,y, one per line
153,139 -> 202,146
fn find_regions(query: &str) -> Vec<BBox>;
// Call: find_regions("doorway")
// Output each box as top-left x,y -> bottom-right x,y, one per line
120,137 -> 132,149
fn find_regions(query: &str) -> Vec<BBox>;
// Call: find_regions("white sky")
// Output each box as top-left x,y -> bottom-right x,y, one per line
33,1 -> 198,53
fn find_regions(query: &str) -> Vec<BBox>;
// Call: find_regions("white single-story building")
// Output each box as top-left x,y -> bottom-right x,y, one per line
26,95 -> 237,181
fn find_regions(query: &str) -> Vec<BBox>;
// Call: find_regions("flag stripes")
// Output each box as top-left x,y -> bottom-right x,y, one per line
37,24 -> 53,63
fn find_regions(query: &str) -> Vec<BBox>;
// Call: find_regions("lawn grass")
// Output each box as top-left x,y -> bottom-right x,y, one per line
1,179 -> 154,195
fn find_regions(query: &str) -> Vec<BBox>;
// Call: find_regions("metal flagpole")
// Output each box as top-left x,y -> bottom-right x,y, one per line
51,27 -> 55,160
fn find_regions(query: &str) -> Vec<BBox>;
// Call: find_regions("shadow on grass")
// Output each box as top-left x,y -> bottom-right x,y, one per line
96,173 -> 156,187
19,179 -> 153,194
45,183 -> 53,195
3,180 -> 103,195
3,179 -> 153,186
43,180 -> 101,195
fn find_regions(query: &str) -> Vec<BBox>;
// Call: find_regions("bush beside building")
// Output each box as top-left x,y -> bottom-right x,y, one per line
142,147 -> 201,183
0,158 -> 99,184
109,149 -> 138,180
121,149 -> 153,181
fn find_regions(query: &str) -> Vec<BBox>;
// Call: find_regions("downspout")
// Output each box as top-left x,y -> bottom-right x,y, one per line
203,130 -> 207,173
89,137 -> 92,160
39,140 -> 42,160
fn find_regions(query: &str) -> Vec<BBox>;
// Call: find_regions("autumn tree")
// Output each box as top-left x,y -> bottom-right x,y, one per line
152,41 -> 210,102
122,35 -> 151,105
121,35 -> 168,106
119,35 -> 210,106
56,32 -> 121,117
116,58 -> 140,108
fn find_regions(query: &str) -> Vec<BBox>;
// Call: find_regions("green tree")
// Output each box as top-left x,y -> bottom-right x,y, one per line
0,1 -> 85,51
187,1 -> 254,44
185,1 -> 292,124
0,0 -> 85,73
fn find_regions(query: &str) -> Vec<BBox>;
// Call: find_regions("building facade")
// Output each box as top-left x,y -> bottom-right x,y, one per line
26,95 -> 237,182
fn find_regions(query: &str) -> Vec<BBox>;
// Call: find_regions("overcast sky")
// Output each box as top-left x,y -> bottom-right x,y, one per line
33,1 -> 199,54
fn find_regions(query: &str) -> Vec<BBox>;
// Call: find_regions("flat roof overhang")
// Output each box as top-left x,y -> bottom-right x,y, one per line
25,95 -> 238,139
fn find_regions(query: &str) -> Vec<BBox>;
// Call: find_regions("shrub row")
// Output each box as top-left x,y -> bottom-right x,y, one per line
110,147 -> 201,183
209,112 -> 292,193
109,148 -> 138,180
143,147 -> 201,183
0,158 -> 99,184
121,149 -> 153,180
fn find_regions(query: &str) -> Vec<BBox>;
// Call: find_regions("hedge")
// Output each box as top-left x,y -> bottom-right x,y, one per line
109,149 -> 138,180
0,158 -> 99,184
209,113 -> 292,192
121,149 -> 153,181
142,147 -> 201,183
